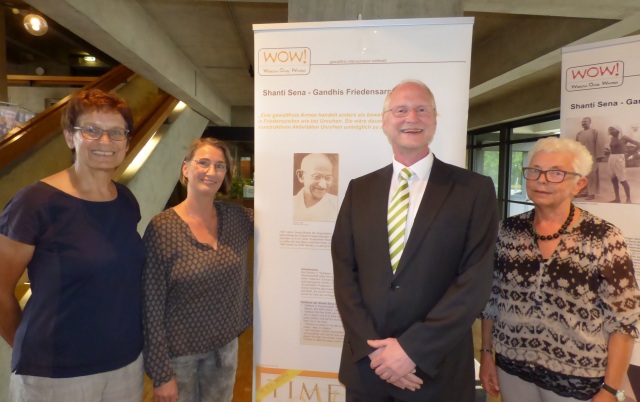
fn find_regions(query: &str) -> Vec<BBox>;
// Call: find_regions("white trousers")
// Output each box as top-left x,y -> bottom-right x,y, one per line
9,353 -> 143,402
497,367 -> 588,402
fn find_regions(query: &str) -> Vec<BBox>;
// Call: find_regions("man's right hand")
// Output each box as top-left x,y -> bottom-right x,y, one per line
390,371 -> 423,391
154,377 -> 178,402
369,342 -> 423,391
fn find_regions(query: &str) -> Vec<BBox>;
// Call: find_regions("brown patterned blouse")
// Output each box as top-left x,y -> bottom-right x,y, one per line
142,202 -> 253,387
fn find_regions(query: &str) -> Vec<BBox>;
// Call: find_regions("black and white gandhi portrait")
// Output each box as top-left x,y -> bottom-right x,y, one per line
292,153 -> 339,222
565,116 -> 640,204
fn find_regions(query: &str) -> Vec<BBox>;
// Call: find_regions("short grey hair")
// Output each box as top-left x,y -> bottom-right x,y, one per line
525,137 -> 593,177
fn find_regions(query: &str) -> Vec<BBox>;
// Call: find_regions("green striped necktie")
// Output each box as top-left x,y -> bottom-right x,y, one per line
388,168 -> 412,273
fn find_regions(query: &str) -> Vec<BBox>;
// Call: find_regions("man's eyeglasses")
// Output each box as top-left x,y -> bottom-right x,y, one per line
522,167 -> 581,183
386,105 -> 436,118
192,159 -> 228,172
73,125 -> 129,141
309,173 -> 333,183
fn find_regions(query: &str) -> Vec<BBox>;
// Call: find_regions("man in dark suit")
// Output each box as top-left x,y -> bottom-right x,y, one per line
332,80 -> 498,402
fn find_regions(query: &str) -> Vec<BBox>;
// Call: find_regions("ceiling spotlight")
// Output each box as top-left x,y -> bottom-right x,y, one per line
23,14 -> 48,36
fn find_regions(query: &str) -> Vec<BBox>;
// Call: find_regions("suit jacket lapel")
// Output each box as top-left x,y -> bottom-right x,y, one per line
395,158 -> 454,275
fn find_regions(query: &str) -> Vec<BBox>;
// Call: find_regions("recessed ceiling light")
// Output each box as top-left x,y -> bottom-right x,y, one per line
23,14 -> 48,36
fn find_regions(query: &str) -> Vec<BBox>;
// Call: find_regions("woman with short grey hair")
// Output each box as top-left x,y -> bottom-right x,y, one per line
480,137 -> 640,402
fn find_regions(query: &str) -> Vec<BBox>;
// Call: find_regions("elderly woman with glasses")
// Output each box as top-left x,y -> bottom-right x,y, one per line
0,89 -> 145,401
479,137 -> 640,402
142,138 -> 253,402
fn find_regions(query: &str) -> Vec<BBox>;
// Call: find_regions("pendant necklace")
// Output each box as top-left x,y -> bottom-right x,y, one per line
530,203 -> 575,241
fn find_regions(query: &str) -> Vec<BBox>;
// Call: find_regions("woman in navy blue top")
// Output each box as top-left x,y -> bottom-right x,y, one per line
0,89 -> 145,401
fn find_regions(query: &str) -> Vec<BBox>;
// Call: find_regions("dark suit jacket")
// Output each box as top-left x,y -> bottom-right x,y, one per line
332,157 -> 498,402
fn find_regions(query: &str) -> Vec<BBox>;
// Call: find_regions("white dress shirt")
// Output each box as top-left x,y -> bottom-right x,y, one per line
388,152 -> 434,243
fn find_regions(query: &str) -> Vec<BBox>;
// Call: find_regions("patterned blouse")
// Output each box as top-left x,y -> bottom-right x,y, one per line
481,209 -> 640,399
142,202 -> 254,387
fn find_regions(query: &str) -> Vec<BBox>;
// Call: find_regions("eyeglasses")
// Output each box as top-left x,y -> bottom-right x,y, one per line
73,125 -> 129,141
386,105 -> 436,118
309,173 -> 333,183
192,159 -> 228,172
522,167 -> 581,183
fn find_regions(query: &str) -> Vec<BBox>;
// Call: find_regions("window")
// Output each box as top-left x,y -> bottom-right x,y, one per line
470,130 -> 500,195
468,112 -> 560,219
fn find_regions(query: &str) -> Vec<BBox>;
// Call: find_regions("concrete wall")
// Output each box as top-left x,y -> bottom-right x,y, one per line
7,86 -> 76,114
126,106 -> 208,234
0,134 -> 71,209
288,0 -> 462,21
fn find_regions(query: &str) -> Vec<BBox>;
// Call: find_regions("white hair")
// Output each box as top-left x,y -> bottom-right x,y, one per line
525,137 -> 593,177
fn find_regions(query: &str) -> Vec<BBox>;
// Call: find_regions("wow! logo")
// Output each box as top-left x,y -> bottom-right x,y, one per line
258,47 -> 310,76
565,61 -> 623,91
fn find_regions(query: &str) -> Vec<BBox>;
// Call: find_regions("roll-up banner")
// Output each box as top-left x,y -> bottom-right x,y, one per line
561,35 -> 640,400
253,18 -> 474,401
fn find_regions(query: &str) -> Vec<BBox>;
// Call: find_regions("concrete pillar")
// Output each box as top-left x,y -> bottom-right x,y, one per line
125,106 -> 209,234
288,0 -> 462,22
0,6 -> 8,102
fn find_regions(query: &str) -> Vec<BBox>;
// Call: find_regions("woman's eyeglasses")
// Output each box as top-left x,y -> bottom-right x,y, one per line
74,125 -> 129,141
192,159 -> 228,172
522,167 -> 581,183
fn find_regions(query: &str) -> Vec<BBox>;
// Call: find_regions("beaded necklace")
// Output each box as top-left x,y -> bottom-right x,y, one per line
530,203 -> 575,241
